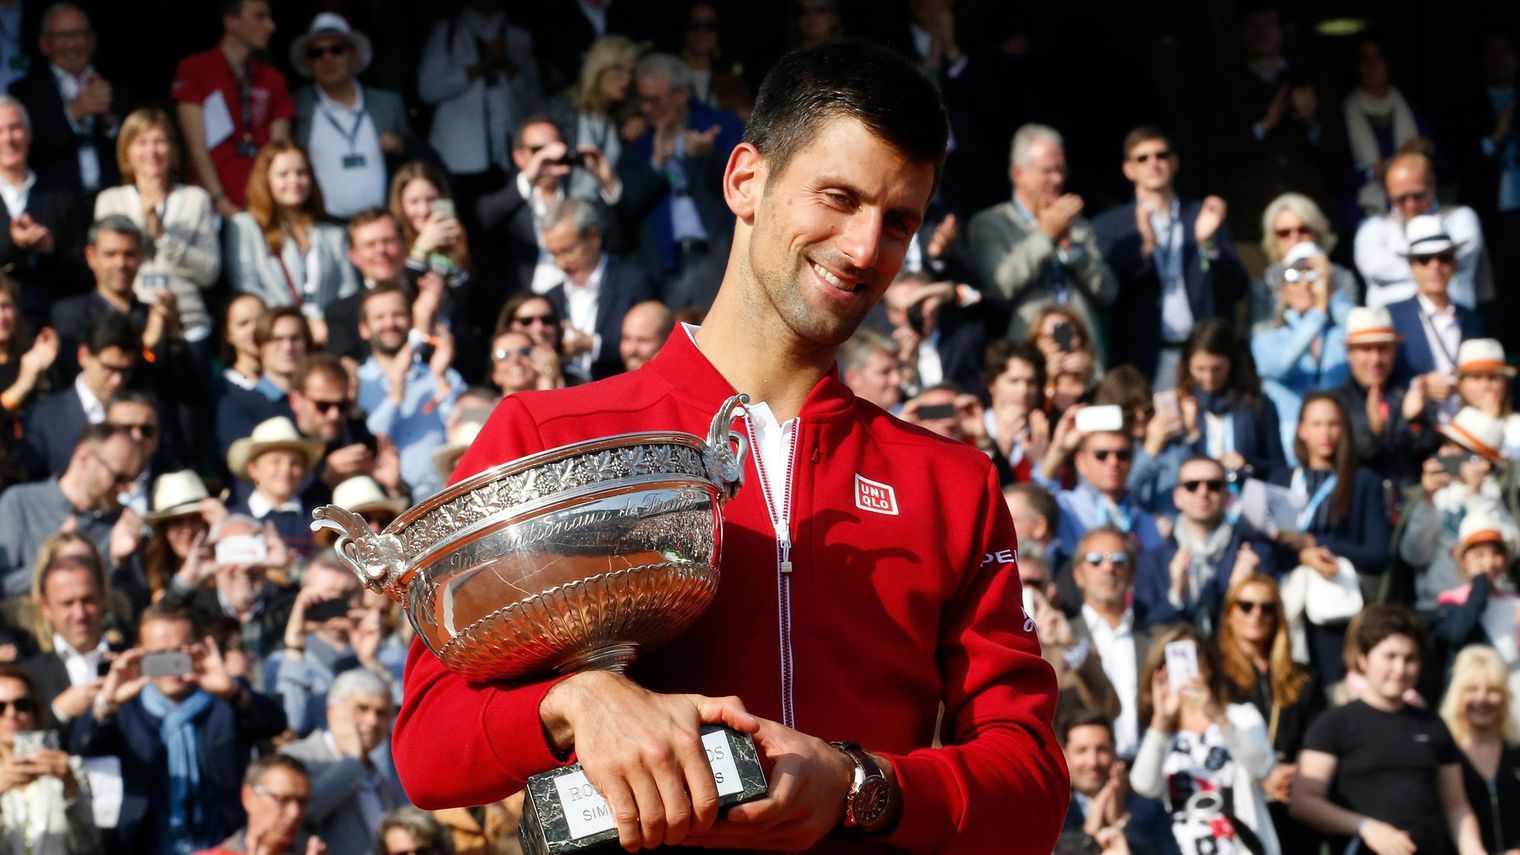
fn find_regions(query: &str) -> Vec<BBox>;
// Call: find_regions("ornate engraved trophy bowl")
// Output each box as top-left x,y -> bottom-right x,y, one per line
311,395 -> 749,682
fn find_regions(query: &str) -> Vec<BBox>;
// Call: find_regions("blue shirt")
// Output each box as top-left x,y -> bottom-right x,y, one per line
1048,480 -> 1164,557
356,358 -> 461,499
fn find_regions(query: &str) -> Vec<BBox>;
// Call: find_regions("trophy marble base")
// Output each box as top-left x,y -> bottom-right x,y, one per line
518,725 -> 768,855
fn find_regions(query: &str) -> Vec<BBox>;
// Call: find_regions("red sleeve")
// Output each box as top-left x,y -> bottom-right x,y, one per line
392,395 -> 574,808
879,460 -> 1069,854
267,67 -> 294,121
170,54 -> 209,105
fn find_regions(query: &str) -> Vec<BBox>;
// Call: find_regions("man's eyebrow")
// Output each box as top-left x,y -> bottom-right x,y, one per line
811,175 -> 922,225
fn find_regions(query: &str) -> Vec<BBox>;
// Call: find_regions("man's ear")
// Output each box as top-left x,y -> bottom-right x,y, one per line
723,142 -> 765,223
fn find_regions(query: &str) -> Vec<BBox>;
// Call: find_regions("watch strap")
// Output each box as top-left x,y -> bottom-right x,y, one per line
830,741 -> 884,829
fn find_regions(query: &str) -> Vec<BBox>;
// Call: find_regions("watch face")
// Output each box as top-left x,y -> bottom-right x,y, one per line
853,777 -> 891,828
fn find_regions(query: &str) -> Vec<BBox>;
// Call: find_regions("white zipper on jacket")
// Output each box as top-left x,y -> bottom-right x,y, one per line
744,405 -> 799,729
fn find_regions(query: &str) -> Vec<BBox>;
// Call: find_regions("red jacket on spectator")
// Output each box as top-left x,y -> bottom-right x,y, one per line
393,329 -> 1068,853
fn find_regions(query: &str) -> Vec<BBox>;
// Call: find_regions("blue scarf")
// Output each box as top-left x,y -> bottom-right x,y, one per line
140,684 -> 215,855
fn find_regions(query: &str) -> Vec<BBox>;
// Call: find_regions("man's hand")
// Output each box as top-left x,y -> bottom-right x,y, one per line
1360,818 -> 1416,855
926,213 -> 958,260
379,131 -> 405,155
322,443 -> 375,486
352,607 -> 384,671
52,678 -> 104,721
523,141 -> 571,186
1418,456 -> 1452,497
1259,85 -> 1289,134
1135,201 -> 1157,258
578,145 -> 620,195
1037,194 -> 1083,244
411,271 -> 446,334
539,670 -> 759,851
682,125 -> 722,158
383,343 -> 413,404
1230,543 -> 1260,586
1193,195 -> 1227,244
192,636 -> 239,701
428,324 -> 455,385
68,75 -> 113,120
372,435 -> 402,493
108,509 -> 144,566
10,213 -> 54,254
684,716 -> 854,851
1289,85 -> 1318,122
18,327 -> 59,381
1168,547 -> 1192,604
1420,372 -> 1456,403
329,695 -> 371,761
99,648 -> 150,713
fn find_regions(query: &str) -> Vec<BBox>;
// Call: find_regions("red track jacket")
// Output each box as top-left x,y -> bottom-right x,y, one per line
393,329 -> 1069,853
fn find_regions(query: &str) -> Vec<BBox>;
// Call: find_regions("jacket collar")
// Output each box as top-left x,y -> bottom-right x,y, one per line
644,323 -> 857,421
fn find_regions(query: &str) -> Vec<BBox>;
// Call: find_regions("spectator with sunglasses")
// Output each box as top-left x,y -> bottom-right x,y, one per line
105,391 -> 166,514
1353,152 -> 1490,311
494,292 -> 565,386
0,663 -> 98,855
1386,215 -> 1485,392
0,423 -> 142,598
1067,527 -> 1152,758
1216,575 -> 1323,853
1327,306 -> 1439,491
1135,456 -> 1275,636
289,354 -> 397,509
1040,406 -> 1163,561
1252,193 -> 1358,331
487,329 -> 545,397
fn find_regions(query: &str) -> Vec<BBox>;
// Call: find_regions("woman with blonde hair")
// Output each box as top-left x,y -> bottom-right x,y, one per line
223,140 -> 358,343
1440,645 -> 1520,854
552,35 -> 640,201
1253,193 -> 1357,329
94,108 -> 222,349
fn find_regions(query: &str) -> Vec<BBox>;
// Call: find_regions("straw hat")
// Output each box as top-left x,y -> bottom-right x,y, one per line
1455,338 -> 1516,377
144,470 -> 211,523
1397,214 -> 1466,258
1343,306 -> 1402,347
332,476 -> 407,518
290,13 -> 373,78
227,417 -> 326,480
431,407 -> 490,481
1436,407 -> 1505,464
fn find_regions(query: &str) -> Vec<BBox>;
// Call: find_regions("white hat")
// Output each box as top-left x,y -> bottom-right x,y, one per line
1398,214 -> 1465,258
144,470 -> 210,523
332,476 -> 407,518
1344,306 -> 1402,347
290,13 -> 373,79
1457,505 -> 1516,556
1282,240 -> 1325,268
1455,338 -> 1516,377
1436,406 -> 1505,464
227,417 -> 326,480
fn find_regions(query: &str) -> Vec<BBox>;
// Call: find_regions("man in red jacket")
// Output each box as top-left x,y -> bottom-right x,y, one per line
394,40 -> 1068,853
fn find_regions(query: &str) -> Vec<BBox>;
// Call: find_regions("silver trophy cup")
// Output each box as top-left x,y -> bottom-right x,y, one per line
310,394 -> 749,682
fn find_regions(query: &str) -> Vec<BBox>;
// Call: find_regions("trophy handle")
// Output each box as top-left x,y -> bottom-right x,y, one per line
704,393 -> 750,501
310,506 -> 410,602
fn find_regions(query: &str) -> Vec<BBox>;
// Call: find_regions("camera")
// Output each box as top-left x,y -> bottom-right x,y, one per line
557,151 -> 587,168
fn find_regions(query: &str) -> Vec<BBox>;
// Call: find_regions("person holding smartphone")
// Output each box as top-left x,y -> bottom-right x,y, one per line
0,664 -> 96,855
390,160 -> 472,292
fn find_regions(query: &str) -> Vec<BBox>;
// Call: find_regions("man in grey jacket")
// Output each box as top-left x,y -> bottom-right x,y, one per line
280,668 -> 406,855
968,124 -> 1117,359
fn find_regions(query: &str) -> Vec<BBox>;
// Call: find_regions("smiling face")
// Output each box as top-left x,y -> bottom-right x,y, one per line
127,124 -> 173,184
0,103 -> 30,173
1121,137 -> 1176,195
1062,723 -> 1114,797
1358,633 -> 1421,706
737,116 -> 933,350
266,151 -> 312,210
399,177 -> 439,235
0,676 -> 35,750
39,6 -> 94,76
1011,139 -> 1066,209
226,295 -> 264,362
40,564 -> 105,653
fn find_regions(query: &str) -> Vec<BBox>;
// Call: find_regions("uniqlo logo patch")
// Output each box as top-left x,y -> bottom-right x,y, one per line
854,474 -> 899,515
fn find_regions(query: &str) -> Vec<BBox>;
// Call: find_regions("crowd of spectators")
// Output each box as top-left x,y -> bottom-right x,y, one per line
0,0 -> 1511,853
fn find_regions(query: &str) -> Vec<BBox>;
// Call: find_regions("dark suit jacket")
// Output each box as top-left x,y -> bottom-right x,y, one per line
1185,392 -> 1287,481
1063,791 -> 1181,855
1134,528 -> 1278,635
1328,378 -> 1439,489
1387,296 -> 1484,385
1092,198 -> 1249,380
20,385 -> 88,477
921,300 -> 990,396
9,64 -> 129,195
544,255 -> 656,380
475,176 -> 615,297
0,183 -> 90,322
22,637 -> 132,733
70,686 -> 286,855
532,2 -> 662,95
213,376 -> 295,465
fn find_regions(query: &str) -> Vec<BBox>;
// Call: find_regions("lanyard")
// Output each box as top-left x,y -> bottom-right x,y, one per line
1291,468 -> 1338,531
1095,493 -> 1133,534
1416,304 -> 1459,368
1151,199 -> 1183,284
318,102 -> 366,152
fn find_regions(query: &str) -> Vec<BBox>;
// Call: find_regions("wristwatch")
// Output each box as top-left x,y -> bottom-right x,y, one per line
830,741 -> 894,832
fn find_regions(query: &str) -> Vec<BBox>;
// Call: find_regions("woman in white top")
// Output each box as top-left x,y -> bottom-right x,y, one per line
0,665 -> 95,855
223,140 -> 358,345
1130,623 -> 1281,855
93,108 -> 221,348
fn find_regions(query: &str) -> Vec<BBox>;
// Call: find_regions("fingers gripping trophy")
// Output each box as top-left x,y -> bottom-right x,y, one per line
311,394 -> 766,854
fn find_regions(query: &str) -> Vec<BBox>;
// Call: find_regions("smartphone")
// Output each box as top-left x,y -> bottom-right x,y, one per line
141,650 -> 194,678
96,659 -> 112,678
1438,454 -> 1474,476
215,534 -> 268,567
558,151 -> 587,168
916,403 -> 957,421
1153,389 -> 1180,420
1052,321 -> 1074,353
305,598 -> 352,623
431,198 -> 456,221
140,273 -> 169,291
13,730 -> 57,758
1074,405 -> 1125,434
1164,640 -> 1200,696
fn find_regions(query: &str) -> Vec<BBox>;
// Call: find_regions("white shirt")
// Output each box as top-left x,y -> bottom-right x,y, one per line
1353,205 -> 1486,309
247,491 -> 302,518
74,373 -> 106,424
50,64 -> 106,191
562,254 -> 607,380
0,169 -> 34,220
308,85 -> 386,218
1082,604 -> 1140,756
519,171 -> 567,295
52,633 -> 108,689
1415,294 -> 1461,374
666,132 -> 708,244
915,328 -> 944,392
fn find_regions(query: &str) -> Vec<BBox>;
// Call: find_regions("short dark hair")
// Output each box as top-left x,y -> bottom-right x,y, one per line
73,421 -> 120,452
346,208 -> 400,242
512,114 -> 562,150
88,214 -> 144,250
254,306 -> 311,349
139,603 -> 196,634
1121,125 -> 1170,159
293,353 -> 348,392
245,753 -> 309,788
360,282 -> 411,320
107,390 -> 157,413
1004,482 -> 1058,528
1346,604 -> 1427,669
1057,708 -> 1114,746
980,339 -> 1047,400
85,312 -> 139,356
744,40 -> 948,189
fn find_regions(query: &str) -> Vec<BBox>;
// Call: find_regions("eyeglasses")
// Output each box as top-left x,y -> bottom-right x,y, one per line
1411,252 -> 1455,266
1390,190 -> 1430,207
305,43 -> 351,60
1090,448 -> 1133,463
91,452 -> 134,488
1281,266 -> 1318,285
493,347 -> 533,362
307,398 -> 349,415
1130,150 -> 1172,164
1082,551 -> 1130,567
1180,478 -> 1226,494
1273,225 -> 1316,240
513,314 -> 557,327
110,422 -> 157,440
1236,600 -> 1277,617
253,785 -> 310,809
0,698 -> 35,715
95,360 -> 134,377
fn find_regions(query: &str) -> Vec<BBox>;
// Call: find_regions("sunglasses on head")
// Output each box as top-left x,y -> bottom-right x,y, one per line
1411,252 -> 1455,266
1082,551 -> 1129,567
306,43 -> 351,60
0,698 -> 35,715
1274,224 -> 1315,240
1131,150 -> 1172,164
1091,448 -> 1133,463
1235,600 -> 1277,616
1180,478 -> 1226,494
